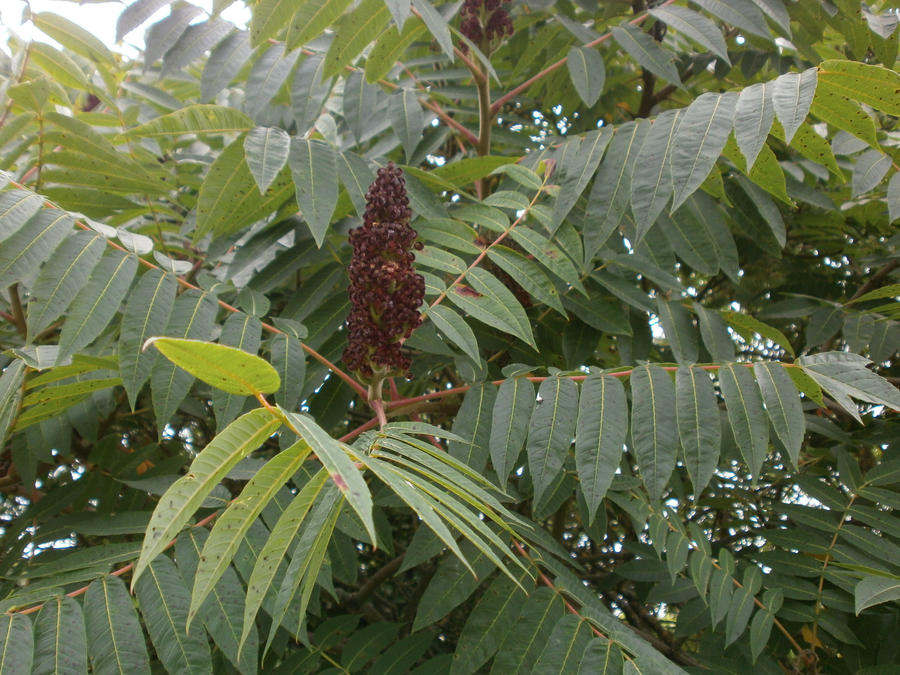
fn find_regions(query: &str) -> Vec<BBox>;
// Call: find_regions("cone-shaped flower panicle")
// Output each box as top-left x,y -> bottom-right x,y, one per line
342,163 -> 425,379
459,0 -> 513,50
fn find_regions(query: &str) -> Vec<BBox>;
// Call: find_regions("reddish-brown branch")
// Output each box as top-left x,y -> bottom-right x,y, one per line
490,0 -> 677,116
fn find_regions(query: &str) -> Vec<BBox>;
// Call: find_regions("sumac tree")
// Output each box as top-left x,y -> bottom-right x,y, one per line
1,0 -> 899,673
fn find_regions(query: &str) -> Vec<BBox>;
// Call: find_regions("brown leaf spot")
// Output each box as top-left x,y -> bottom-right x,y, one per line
331,473 -> 349,491
455,285 -> 482,298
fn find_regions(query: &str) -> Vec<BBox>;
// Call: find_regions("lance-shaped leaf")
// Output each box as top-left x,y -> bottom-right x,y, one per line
578,637 -> 625,674
449,384 -> 497,472
492,587 -> 565,674
133,408 -> 281,585
250,0 -> 300,46
772,68 -> 817,144
281,409 -> 377,544
175,529 -> 259,675
0,188 -> 44,240
0,209 -> 74,289
389,88 -> 425,162
343,69 -> 380,143
490,377 -> 535,486
450,571 -> 528,675
271,333 -> 305,411
190,438 -> 312,625
27,230 -> 105,340
287,0 -> 354,49
84,576 -> 151,674
212,312 -> 263,430
612,24 -> 681,87
0,613 -> 33,674
119,268 -> 176,408
33,595 -> 87,675
246,44 -> 300,119
575,373 -> 626,520
134,556 -> 212,674
289,138 -> 338,247
797,353 -> 900,423
855,575 -> 900,614
56,248 -> 138,363
567,46 -> 605,107
720,309 -> 794,357
630,364 -> 677,501
126,105 -> 252,138
322,0 -> 391,79
656,298 -> 698,364
585,119 -> 649,261
852,149 -> 891,197
550,129 -> 611,231
487,246 -> 565,314
631,109 -> 681,239
244,126 -> 291,194
411,0 -> 453,57
734,82 -> 774,169
528,376 -> 578,506
150,291 -> 218,432
147,337 -> 279,396
817,60 -> 900,116
267,485 -> 342,650
649,5 -> 730,63
427,304 -> 481,364
532,614 -> 593,675
670,91 -> 736,211
413,544 -> 495,631
202,31 -> 251,102
240,469 -> 329,651
676,366 -> 721,497
718,363 -> 769,479
753,362 -> 804,468
448,268 -> 537,349
0,359 -> 25,446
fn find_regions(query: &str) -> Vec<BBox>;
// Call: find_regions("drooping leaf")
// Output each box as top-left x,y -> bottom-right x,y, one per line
854,575 -> 900,614
575,373 -> 626,520
449,384 -> 498,473
649,5 -> 730,63
491,587 -> 564,674
753,362 -> 804,468
0,210 -> 75,290
656,298 -> 698,364
448,269 -> 537,349
413,545 -> 495,631
202,31 -> 252,102
611,24 -> 681,87
631,109 -> 681,239
630,364 -> 677,501
126,105 -> 253,138
734,82 -> 775,169
676,366 -> 721,497
771,68 -> 817,144
322,0 -> 391,79
528,376 -> 578,506
550,129 -> 611,231
33,596 -> 87,675
389,88 -> 425,162
134,556 -> 213,674
532,615 -> 594,675
692,0 -> 770,39
817,60 -> 900,116
250,0 -> 299,46
567,46 -> 605,107
718,363 -> 769,479
286,0 -> 354,50
0,613 -> 33,675
427,304 -> 481,364
670,91 -> 737,211
244,126 -> 291,194
149,290 -> 218,431
490,377 -> 535,486
289,138 -> 339,247
133,408 -> 281,584
84,576 -> 151,674
271,333 -> 306,412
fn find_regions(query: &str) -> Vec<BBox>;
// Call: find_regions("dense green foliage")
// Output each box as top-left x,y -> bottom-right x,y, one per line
1,0 -> 899,672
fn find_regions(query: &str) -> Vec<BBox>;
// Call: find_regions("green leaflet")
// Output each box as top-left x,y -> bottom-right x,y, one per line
244,126 -> 291,194
84,576 -> 151,674
532,615 -> 594,675
289,138 -> 339,247
389,88 -> 425,162
631,109 -> 681,239
753,362 -> 804,468
175,529 -> 259,675
567,46 -> 606,107
575,373 -> 626,520
528,376 -> 578,506
449,384 -> 498,472
817,60 -> 900,116
33,596 -> 87,675
0,613 -> 33,675
321,0 -> 391,79
771,68 -> 817,144
211,312 -> 263,430
491,587 -> 564,674
240,469 -> 329,651
281,409 -> 377,544
56,248 -> 138,363
148,335 -> 278,397
190,438 -> 312,626
655,298 -> 698,364
149,290 -> 218,433
718,363 -> 769,479
412,544 -> 495,632
0,209 -> 75,290
119,268 -> 176,408
134,556 -> 212,674
286,0 -> 354,49
448,268 -> 537,348
449,571 -> 528,675
0,189 -> 47,240
490,377 -> 535,486
630,364 -> 677,501
134,408 -> 282,584
427,303 -> 481,364
676,366 -> 721,496
126,104 -> 252,138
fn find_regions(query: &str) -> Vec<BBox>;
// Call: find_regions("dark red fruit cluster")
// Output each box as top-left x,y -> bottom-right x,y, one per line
343,163 -> 425,379
459,0 -> 513,49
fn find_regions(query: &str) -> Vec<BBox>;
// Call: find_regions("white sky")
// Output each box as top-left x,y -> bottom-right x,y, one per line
0,0 -> 250,56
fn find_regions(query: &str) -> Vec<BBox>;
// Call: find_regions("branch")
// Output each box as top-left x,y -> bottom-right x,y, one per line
490,0 -> 677,116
